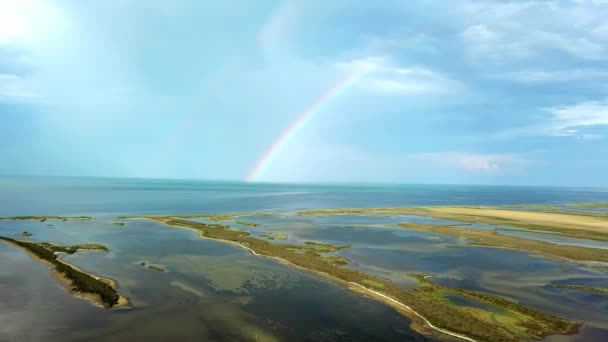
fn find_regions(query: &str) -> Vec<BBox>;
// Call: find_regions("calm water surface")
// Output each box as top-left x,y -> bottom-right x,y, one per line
1,176 -> 608,341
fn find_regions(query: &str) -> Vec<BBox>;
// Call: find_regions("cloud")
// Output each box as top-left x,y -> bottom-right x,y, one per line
547,99 -> 608,137
0,73 -> 33,100
259,144 -> 530,183
461,24 -> 498,44
336,57 -> 462,95
459,1 -> 608,63
503,68 -> 608,82
417,152 -> 529,173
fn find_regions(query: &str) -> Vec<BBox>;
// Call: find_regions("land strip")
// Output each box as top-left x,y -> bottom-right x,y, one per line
298,206 -> 608,242
551,284 -> 608,294
0,216 -> 93,222
144,217 -> 576,342
0,237 -> 127,308
397,222 -> 608,262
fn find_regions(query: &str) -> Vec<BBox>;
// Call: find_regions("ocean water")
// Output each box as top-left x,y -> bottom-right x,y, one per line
1,176 -> 608,341
1,176 -> 608,216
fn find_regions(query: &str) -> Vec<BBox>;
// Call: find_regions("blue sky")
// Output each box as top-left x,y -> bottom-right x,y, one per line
1,0 -> 607,186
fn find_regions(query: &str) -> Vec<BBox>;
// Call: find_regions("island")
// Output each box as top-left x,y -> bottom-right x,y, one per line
551,284 -> 608,294
141,216 -> 578,342
298,206 -> 608,242
0,216 -> 93,222
5,203 -> 605,340
0,236 -> 128,308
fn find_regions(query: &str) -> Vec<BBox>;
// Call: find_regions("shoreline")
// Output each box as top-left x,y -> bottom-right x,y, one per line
145,216 -> 581,341
0,239 -> 129,309
150,218 -> 475,341
348,282 -> 476,342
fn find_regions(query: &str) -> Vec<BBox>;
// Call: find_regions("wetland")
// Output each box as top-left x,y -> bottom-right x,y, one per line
1,178 -> 608,341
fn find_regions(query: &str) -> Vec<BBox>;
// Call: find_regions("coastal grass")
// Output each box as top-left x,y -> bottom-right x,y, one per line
148,217 -> 576,342
0,237 -> 120,308
38,242 -> 108,254
322,255 -> 350,266
568,203 -> 608,208
397,222 -> 608,262
551,284 -> 608,294
298,206 -> 608,242
147,265 -> 166,272
303,241 -> 351,253
234,221 -> 259,227
260,232 -> 288,240
0,216 -> 93,222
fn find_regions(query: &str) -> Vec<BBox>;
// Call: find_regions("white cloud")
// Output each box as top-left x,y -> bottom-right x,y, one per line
335,57 -> 462,96
461,24 -> 498,44
0,73 -> 33,100
417,152 -> 529,173
459,2 -> 608,63
505,69 -> 608,82
547,99 -> 608,137
258,144 -> 529,183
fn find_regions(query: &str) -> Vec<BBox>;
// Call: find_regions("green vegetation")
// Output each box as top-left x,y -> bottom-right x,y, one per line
303,241 -> 351,253
122,212 -> 273,220
0,216 -> 93,221
260,232 -> 288,240
148,217 -> 576,341
112,222 -> 126,226
322,255 -> 350,266
298,206 -> 608,242
551,284 -> 608,294
38,242 -> 108,255
397,222 -> 608,262
0,237 -> 121,308
361,278 -> 385,289
148,265 -> 166,272
410,274 -> 577,339
21,231 -> 32,237
568,203 -> 608,208
234,221 -> 259,227
138,261 -> 166,272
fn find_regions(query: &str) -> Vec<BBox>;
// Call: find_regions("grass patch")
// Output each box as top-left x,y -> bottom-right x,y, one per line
298,206 -> 608,242
147,265 -> 166,272
322,255 -> 350,265
303,241 -> 351,253
38,242 -> 108,254
397,222 -> 608,262
551,284 -> 608,294
234,221 -> 259,227
112,222 -> 125,226
260,232 -> 288,240
0,216 -> 93,222
361,279 -> 385,289
568,203 -> 608,208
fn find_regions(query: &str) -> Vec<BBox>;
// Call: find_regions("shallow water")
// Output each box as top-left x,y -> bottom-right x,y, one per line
1,177 -> 608,341
497,230 -> 608,250
0,219 -> 431,341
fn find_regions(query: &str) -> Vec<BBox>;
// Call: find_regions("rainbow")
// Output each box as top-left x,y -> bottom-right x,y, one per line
244,63 -> 374,182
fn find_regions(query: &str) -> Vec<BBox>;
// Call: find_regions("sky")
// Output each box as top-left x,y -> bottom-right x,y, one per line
1,0 -> 607,186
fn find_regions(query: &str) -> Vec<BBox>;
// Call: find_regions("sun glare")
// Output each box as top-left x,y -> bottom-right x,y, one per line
0,1 -> 29,43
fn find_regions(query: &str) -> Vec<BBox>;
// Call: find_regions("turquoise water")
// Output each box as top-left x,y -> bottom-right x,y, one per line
1,176 -> 608,341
